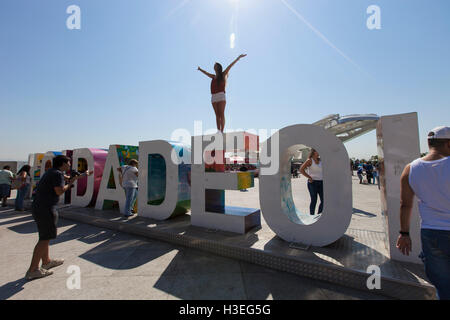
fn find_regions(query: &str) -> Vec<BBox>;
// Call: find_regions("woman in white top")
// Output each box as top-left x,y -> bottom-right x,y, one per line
300,149 -> 324,215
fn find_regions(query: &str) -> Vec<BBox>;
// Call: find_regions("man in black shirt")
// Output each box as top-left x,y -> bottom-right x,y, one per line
25,155 -> 81,281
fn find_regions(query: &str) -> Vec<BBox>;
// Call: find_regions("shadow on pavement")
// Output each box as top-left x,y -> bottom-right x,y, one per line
78,236 -> 167,270
7,218 -> 74,236
352,208 -> 377,218
0,278 -> 27,300
0,215 -> 34,227
53,223 -> 115,246
4,212 -> 181,272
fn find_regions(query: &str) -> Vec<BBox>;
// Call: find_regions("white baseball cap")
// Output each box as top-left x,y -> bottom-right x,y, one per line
428,126 -> 450,139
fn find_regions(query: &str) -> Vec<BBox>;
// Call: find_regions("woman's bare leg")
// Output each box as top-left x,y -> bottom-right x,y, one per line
218,101 -> 226,132
212,103 -> 220,131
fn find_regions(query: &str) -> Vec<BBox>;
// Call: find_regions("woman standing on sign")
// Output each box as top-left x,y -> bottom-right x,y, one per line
198,54 -> 247,133
300,149 -> 324,216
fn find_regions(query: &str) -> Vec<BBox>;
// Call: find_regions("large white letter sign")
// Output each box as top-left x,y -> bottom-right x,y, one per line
138,140 -> 191,220
377,112 -> 422,264
71,148 -> 108,207
95,145 -> 139,214
191,132 -> 260,234
259,124 -> 352,246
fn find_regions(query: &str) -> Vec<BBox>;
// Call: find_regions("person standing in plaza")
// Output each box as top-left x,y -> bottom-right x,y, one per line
372,162 -> 380,189
15,165 -> 32,211
300,149 -> 324,215
0,165 -> 14,207
365,161 -> 374,184
357,165 -> 364,184
25,155 -> 83,280
396,126 -> 450,300
118,159 -> 139,217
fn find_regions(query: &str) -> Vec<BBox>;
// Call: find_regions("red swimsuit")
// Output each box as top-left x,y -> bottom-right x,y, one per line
211,77 -> 226,94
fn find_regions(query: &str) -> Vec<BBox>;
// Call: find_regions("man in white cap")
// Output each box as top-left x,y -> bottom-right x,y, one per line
397,126 -> 450,300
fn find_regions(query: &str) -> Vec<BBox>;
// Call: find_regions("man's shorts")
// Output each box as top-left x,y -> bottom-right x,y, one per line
32,204 -> 58,241
0,184 -> 11,198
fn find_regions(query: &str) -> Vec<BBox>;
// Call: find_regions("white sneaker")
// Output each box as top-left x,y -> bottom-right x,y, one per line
25,268 -> 53,281
42,258 -> 64,270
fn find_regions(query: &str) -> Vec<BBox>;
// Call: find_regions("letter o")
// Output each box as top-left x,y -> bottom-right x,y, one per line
259,124 -> 352,246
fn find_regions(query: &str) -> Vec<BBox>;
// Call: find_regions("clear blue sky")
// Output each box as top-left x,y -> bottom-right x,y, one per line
1,0 -> 449,161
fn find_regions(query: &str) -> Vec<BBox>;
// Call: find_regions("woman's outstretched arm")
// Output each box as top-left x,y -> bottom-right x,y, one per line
224,54 -> 247,76
197,67 -> 215,79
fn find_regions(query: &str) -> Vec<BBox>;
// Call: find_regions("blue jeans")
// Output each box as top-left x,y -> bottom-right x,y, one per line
420,229 -> 450,300
124,187 -> 137,216
307,180 -> 323,215
372,173 -> 377,184
15,183 -> 30,210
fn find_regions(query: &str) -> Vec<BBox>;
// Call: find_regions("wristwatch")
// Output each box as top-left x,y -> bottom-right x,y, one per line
399,231 -> 410,236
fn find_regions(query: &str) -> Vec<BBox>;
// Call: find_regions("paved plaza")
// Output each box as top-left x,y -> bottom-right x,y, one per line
0,175 -> 414,300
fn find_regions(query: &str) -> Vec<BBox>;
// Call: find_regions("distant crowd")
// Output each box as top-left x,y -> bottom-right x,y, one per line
351,159 -> 380,188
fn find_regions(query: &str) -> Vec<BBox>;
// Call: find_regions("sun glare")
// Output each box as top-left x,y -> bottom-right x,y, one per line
230,33 -> 236,48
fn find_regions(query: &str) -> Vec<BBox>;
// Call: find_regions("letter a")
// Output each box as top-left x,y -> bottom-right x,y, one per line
366,265 -> 381,290
366,5 -> 381,30
66,5 -> 81,30
66,265 -> 81,290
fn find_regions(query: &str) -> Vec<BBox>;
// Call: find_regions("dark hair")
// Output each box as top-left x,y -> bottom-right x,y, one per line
18,165 -> 31,176
428,132 -> 449,148
308,148 -> 319,160
214,63 -> 224,84
3,165 -> 11,170
53,155 -> 70,168
128,159 -> 138,166
428,138 -> 449,148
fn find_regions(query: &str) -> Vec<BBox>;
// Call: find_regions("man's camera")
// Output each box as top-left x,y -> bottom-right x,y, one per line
70,170 -> 81,178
